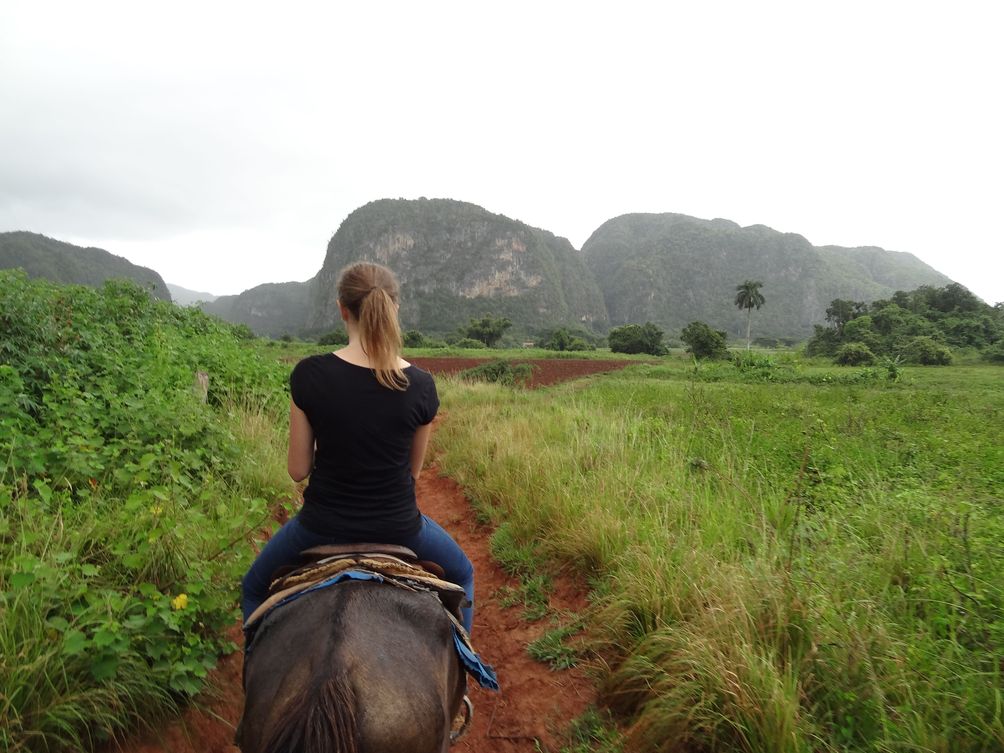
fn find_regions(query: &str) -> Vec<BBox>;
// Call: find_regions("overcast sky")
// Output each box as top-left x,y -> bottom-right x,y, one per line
2,1 -> 1001,303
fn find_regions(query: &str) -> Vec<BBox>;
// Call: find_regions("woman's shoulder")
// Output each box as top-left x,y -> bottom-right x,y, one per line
293,352 -> 331,369
405,363 -> 437,392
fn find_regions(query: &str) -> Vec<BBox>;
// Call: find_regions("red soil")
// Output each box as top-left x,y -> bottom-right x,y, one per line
112,359 -> 611,753
410,356 -> 636,388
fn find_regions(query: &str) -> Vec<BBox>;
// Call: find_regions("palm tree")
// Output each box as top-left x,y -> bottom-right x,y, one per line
734,280 -> 765,350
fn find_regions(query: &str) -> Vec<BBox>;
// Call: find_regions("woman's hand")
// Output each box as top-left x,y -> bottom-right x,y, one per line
288,400 -> 315,482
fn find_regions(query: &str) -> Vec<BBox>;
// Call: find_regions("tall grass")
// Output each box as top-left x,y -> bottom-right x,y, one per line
432,362 -> 1003,752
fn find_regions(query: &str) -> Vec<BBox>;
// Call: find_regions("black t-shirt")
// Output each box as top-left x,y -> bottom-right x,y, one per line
289,353 -> 439,540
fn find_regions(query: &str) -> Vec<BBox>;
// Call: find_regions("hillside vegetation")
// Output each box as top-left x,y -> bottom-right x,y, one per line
581,213 -> 953,339
433,360 -> 1003,753
0,271 -> 289,752
0,231 -> 170,301
807,283 -> 1004,364
200,278 -> 316,338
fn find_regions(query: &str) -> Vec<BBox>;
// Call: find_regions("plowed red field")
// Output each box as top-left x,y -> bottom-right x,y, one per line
410,356 -> 636,387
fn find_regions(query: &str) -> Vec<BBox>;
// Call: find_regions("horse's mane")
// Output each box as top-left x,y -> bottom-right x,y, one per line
259,669 -> 357,753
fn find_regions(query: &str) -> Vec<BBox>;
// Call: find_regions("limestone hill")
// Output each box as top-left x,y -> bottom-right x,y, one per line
306,198 -> 608,336
580,214 -> 953,339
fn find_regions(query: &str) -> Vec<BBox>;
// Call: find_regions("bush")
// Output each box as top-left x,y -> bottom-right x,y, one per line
458,359 -> 534,386
317,329 -> 348,346
232,323 -> 256,341
680,321 -> 727,360
0,271 -> 287,751
982,341 -> 1004,364
730,350 -> 776,371
901,336 -> 952,365
539,327 -> 594,352
834,342 -> 876,366
454,338 -> 487,349
608,323 -> 667,356
402,330 -> 425,348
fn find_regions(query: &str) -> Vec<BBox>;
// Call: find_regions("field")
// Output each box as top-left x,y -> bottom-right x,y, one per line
430,358 -> 1004,752
2,274 -> 1002,753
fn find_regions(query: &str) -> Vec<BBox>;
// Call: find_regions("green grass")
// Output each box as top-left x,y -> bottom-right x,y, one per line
528,618 -> 584,670
431,362 -> 1004,752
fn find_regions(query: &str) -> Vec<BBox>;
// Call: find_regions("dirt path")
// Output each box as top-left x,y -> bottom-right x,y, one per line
115,454 -> 597,753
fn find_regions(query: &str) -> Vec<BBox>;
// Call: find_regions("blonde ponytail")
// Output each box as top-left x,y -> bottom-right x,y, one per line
337,263 -> 408,390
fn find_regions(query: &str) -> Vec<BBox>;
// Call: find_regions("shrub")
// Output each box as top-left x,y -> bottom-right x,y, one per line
232,323 -> 256,341
609,323 -> 667,356
539,327 -> 594,352
982,341 -> 1004,364
680,321 -> 728,360
458,359 -> 534,386
901,336 -> 952,365
454,338 -> 487,349
834,342 -> 876,366
730,350 -> 776,371
317,329 -> 349,346
402,330 -> 426,348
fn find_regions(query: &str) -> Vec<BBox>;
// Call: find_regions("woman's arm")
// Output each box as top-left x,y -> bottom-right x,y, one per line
410,422 -> 433,481
287,400 -> 315,482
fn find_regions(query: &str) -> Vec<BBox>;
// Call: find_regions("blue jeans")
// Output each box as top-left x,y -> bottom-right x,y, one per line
241,514 -> 474,633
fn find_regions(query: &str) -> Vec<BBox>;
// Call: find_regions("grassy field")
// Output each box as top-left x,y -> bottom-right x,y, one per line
5,289 -> 1001,753
431,358 -> 1003,752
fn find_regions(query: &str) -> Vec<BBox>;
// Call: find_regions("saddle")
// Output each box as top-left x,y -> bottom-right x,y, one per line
244,543 -> 468,631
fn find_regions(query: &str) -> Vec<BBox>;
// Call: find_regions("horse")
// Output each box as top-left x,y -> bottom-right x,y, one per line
236,579 -> 467,753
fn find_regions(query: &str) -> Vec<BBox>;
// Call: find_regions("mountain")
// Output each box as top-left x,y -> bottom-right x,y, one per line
580,214 -> 954,339
0,231 -> 171,300
306,198 -> 608,335
200,279 -> 316,338
168,283 -> 217,306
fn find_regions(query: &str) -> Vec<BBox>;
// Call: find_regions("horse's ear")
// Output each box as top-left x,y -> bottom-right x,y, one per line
418,560 -> 446,579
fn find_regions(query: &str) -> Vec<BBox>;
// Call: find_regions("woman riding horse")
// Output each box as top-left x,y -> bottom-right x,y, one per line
240,261 -> 475,632
238,262 -> 478,751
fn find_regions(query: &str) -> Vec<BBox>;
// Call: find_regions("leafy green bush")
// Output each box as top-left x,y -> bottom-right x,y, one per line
317,329 -> 348,346
402,329 -> 425,347
835,342 -> 876,366
454,337 -> 488,349
539,327 -> 594,352
609,323 -> 667,356
901,336 -> 952,365
981,341 -> 1004,364
680,321 -> 727,360
0,271 -> 288,751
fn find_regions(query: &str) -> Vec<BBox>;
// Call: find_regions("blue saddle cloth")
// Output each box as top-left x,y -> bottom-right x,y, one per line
249,569 -> 499,690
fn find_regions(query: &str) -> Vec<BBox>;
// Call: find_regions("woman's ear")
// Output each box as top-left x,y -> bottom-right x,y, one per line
338,300 -> 349,322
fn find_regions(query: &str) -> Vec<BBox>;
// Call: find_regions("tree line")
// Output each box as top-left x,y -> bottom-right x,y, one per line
308,280 -> 1002,364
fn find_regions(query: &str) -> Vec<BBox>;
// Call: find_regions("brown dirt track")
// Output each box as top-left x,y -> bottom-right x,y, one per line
112,358 -> 632,753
